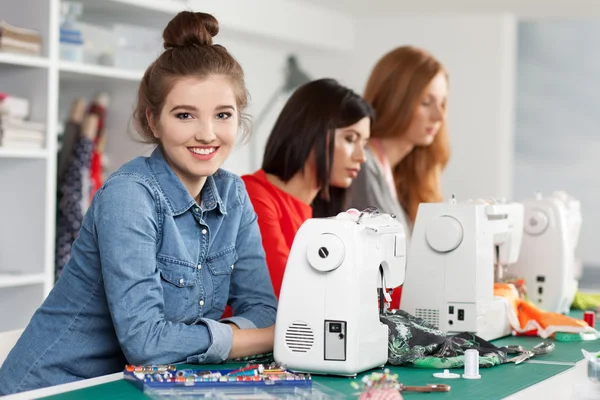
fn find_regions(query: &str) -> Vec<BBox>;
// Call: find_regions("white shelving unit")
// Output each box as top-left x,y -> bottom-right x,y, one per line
0,0 -> 353,332
0,0 -> 226,333
58,61 -> 144,82
0,52 -> 50,68
0,0 -> 165,332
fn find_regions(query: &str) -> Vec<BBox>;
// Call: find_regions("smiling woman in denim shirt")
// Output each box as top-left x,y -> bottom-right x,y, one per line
0,11 -> 277,395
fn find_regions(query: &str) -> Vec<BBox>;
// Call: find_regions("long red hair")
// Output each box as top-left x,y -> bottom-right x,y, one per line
364,46 -> 450,222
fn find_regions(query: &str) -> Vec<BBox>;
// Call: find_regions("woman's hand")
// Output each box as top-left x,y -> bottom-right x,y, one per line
227,324 -> 275,359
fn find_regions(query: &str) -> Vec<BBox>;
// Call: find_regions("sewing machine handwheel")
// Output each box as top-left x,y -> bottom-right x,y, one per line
306,233 -> 345,272
425,216 -> 463,253
524,208 -> 549,236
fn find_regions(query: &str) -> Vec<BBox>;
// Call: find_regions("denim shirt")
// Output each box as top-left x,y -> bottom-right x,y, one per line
0,148 -> 277,395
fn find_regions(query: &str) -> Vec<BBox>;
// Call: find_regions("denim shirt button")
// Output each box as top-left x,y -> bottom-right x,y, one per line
197,264 -> 201,270
201,229 -> 207,235
199,300 -> 205,306
179,278 -> 184,285
194,207 -> 200,213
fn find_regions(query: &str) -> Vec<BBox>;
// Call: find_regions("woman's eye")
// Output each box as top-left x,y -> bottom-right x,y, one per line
216,112 -> 232,120
176,113 -> 192,120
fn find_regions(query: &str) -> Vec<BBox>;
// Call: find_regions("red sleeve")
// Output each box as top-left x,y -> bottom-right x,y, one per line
244,182 -> 290,299
390,286 -> 403,309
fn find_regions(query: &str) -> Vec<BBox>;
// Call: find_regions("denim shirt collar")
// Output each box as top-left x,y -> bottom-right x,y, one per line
147,147 -> 227,216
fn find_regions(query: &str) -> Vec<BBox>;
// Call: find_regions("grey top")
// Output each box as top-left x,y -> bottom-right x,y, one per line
347,147 -> 412,238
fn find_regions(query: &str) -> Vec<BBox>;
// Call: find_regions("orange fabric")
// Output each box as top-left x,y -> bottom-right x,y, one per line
494,283 -> 593,338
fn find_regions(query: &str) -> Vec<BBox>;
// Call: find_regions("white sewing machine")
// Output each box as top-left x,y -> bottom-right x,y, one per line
506,191 -> 582,314
400,197 -> 524,341
273,209 -> 406,377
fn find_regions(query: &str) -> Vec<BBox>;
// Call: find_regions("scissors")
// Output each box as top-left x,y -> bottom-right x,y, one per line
398,383 -> 451,392
505,341 -> 555,364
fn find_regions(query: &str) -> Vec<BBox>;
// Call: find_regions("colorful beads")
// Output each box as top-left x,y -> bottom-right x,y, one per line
353,369 -> 403,400
124,363 -> 310,386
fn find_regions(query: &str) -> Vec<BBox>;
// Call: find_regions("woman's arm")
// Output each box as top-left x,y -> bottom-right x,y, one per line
95,176 -> 237,365
227,324 -> 275,359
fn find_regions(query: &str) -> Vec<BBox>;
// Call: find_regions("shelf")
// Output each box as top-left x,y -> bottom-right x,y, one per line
59,61 -> 144,82
76,0 -> 354,52
0,273 -> 45,289
78,0 -> 179,28
0,52 -> 50,69
0,147 -> 48,159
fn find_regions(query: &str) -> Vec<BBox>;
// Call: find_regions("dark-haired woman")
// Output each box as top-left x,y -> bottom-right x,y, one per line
0,11 -> 277,394
242,78 -> 373,298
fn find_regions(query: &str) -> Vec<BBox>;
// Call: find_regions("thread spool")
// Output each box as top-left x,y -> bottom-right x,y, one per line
584,311 -> 595,328
462,349 -> 481,379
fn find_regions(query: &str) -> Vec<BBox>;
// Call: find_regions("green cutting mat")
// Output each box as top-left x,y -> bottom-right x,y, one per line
40,309 -> 598,399
43,362 -> 571,400
493,335 -> 600,364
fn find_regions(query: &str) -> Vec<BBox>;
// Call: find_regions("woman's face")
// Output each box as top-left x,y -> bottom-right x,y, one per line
404,71 -> 448,147
150,75 -> 238,194
330,116 -> 371,188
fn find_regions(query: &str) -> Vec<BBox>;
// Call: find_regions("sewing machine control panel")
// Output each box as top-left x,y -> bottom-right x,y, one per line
446,303 -> 477,332
324,320 -> 346,361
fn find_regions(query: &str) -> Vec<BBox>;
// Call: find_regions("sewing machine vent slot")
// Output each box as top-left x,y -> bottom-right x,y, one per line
415,308 -> 440,328
285,322 -> 314,353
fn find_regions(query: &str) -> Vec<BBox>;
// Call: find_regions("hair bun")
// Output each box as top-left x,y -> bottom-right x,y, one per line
163,11 -> 219,49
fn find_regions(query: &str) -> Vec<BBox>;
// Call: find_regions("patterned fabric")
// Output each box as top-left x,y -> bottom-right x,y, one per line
381,310 -> 508,368
227,353 -> 275,365
55,135 -> 93,279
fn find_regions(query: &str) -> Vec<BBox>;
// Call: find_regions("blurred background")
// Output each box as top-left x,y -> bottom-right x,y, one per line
0,0 -> 597,330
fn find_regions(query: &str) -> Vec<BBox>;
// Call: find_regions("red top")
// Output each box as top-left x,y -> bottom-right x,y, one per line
243,169 -> 313,298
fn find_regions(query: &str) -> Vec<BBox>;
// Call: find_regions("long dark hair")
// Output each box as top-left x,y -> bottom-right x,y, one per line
262,78 -> 374,217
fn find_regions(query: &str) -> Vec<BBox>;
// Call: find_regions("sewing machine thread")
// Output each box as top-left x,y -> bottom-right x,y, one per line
462,349 -> 481,379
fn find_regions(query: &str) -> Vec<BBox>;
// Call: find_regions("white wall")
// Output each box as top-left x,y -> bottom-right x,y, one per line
334,14 -> 518,202
514,20 -> 600,267
215,32 -> 353,176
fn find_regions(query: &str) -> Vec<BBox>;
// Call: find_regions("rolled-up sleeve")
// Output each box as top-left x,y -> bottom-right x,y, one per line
186,319 -> 233,363
220,316 -> 256,330
225,181 -> 278,327
94,176 -> 233,365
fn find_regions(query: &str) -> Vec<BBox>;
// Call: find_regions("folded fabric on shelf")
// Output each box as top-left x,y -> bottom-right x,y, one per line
0,21 -> 42,55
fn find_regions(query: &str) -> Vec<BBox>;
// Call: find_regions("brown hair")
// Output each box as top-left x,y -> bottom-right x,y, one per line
364,46 -> 450,222
133,11 -> 249,143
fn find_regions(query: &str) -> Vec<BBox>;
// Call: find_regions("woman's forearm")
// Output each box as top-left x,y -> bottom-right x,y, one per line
228,325 -> 275,359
